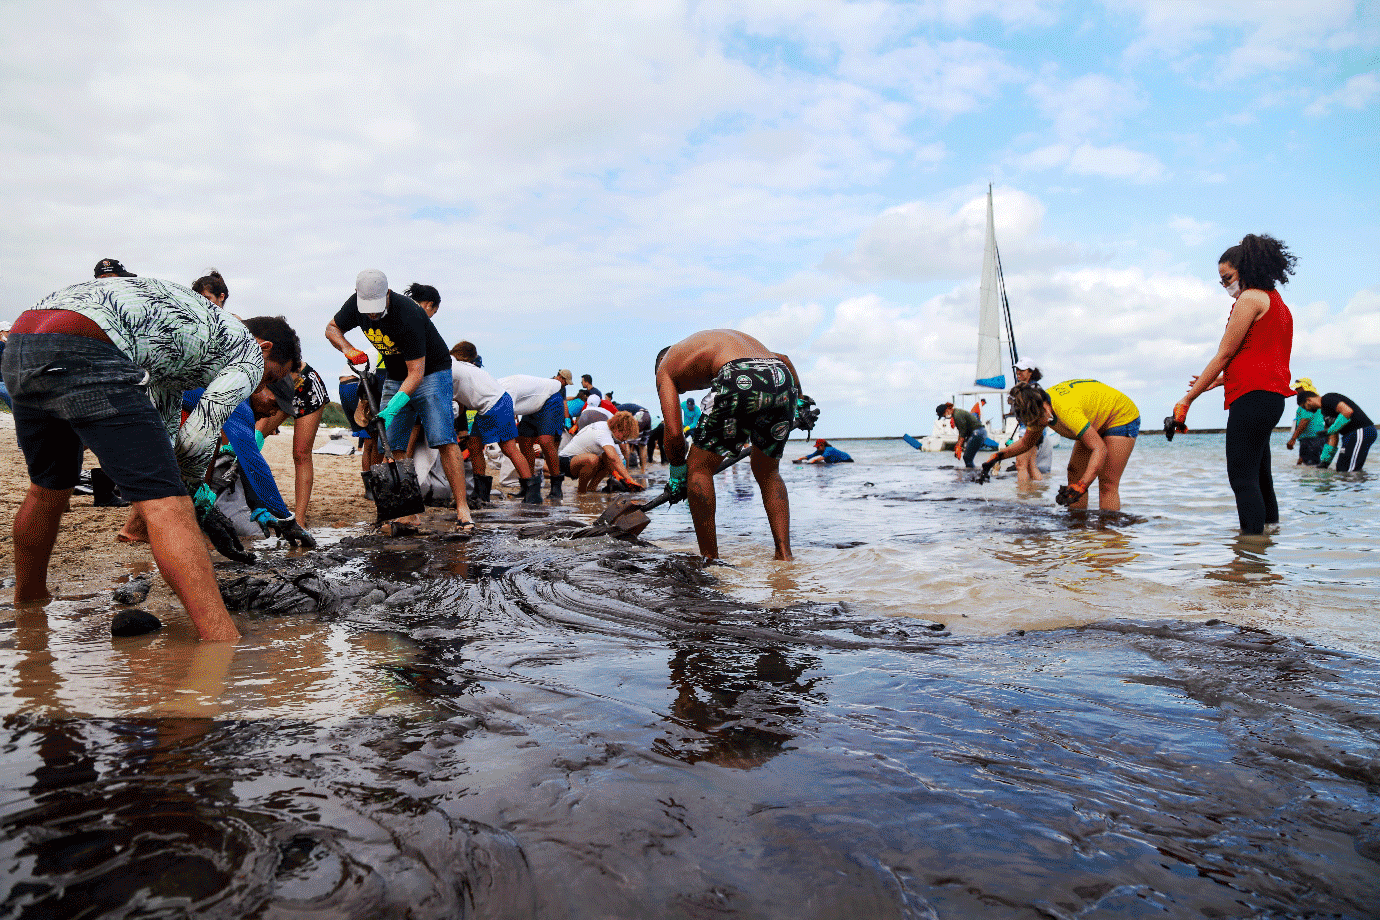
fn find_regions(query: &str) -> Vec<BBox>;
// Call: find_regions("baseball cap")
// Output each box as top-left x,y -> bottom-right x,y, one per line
356,269 -> 388,315
815,438 -> 827,448
1014,357 -> 1038,371
556,369 -> 573,385
94,258 -> 136,278
1291,377 -> 1315,393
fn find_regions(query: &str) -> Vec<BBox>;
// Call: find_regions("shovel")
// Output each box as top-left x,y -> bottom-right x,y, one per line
353,361 -> 426,525
584,447 -> 752,539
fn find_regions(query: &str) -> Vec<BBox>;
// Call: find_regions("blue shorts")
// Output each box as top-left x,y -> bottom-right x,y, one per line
471,392 -> 519,444
1103,417 -> 1141,439
381,369 -> 458,452
2,333 -> 185,502
518,390 -> 565,439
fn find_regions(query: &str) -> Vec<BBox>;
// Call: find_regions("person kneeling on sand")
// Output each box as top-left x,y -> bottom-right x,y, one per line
2,277 -> 298,641
558,411 -> 644,493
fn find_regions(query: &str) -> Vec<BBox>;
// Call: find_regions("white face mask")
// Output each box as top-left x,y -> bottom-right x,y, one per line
1225,281 -> 1241,299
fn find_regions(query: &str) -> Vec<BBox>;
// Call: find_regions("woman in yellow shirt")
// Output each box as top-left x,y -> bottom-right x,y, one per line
983,380 -> 1140,510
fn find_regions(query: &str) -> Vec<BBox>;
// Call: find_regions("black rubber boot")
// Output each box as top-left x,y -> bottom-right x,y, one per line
92,468 -> 130,508
548,475 -> 563,500
469,474 -> 493,509
521,476 -> 543,505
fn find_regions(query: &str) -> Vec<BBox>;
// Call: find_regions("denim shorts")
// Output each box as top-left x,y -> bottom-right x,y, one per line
518,390 -> 565,439
1,333 -> 185,501
381,369 -> 458,451
1103,417 -> 1141,439
471,392 -> 519,445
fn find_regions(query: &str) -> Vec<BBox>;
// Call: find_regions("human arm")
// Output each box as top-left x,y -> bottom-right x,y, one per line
1173,290 -> 1270,421
600,443 -> 643,489
325,319 -> 369,365
1325,400 -> 1355,436
376,357 -> 426,427
982,424 -> 1042,475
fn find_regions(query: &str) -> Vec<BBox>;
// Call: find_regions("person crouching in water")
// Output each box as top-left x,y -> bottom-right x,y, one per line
557,410 -> 643,493
986,381 -> 1139,511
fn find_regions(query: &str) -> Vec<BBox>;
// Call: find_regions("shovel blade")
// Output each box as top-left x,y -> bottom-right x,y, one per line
592,494 -> 647,527
610,509 -> 651,539
363,458 -> 425,524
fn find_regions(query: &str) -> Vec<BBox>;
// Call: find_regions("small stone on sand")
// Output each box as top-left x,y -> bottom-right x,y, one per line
111,609 -> 163,637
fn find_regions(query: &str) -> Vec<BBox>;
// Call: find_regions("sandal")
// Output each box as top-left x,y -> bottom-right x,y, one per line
453,520 -> 477,536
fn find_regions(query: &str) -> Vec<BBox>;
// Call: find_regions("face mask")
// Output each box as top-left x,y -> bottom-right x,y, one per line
1225,281 -> 1241,299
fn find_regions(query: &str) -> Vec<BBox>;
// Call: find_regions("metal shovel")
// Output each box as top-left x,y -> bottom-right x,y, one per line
353,361 -> 426,525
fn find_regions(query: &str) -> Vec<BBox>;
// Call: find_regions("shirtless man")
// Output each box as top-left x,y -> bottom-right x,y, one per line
655,329 -> 802,562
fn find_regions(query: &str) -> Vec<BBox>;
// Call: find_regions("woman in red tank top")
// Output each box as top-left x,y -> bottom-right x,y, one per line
1171,234 -> 1297,535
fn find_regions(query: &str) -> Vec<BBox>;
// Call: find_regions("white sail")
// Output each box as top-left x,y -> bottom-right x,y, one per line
974,188 -> 1006,389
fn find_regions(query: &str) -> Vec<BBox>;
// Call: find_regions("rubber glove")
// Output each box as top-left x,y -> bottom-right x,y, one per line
977,455 -> 999,483
1319,443 -> 1337,465
251,509 -> 317,547
345,347 -> 369,366
666,463 -> 688,504
254,430 -> 266,451
376,390 -> 411,428
198,506 -> 256,563
192,483 -> 219,519
1326,414 -> 1349,436
1055,482 -> 1088,506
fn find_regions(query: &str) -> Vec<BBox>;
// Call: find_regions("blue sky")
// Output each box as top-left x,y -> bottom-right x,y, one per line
2,0 -> 1376,436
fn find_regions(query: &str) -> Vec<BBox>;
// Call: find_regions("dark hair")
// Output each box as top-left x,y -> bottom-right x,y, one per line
242,315 -> 301,367
192,270 -> 228,301
582,374 -> 593,385
655,345 -> 670,373
1219,233 -> 1296,291
404,283 -> 440,305
935,402 -> 951,418
1009,383 -> 1050,427
450,341 -> 480,366
1296,390 -> 1318,405
1021,366 -> 1043,383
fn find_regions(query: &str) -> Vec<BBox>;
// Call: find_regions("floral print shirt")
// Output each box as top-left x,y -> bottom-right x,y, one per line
33,278 -> 264,486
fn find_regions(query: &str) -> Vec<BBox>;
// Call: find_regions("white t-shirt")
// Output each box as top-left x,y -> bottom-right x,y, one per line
499,374 -> 562,416
560,420 -> 617,458
452,363 -> 504,414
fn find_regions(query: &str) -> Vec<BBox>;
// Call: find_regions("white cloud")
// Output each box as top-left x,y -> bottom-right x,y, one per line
1305,71 -> 1380,116
1014,142 -> 1166,182
1295,287 -> 1380,361
1027,73 -> 1143,139
736,302 -> 826,354
1169,216 -> 1218,247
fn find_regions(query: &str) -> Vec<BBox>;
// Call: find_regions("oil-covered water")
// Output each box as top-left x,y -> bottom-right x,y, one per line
1,433 -> 1378,918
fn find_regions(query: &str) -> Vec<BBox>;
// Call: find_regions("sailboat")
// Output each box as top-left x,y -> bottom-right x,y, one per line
914,186 -> 1021,451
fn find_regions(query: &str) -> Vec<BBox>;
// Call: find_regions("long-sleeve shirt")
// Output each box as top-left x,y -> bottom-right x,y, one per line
33,278 -> 264,486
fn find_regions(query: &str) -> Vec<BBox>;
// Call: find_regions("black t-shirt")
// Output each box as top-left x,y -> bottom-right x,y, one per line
334,291 -> 451,382
1320,393 -> 1373,436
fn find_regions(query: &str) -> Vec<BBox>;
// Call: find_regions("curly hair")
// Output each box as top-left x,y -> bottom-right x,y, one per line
242,315 -> 301,368
1219,233 -> 1296,292
192,269 -> 228,301
1009,383 -> 1050,427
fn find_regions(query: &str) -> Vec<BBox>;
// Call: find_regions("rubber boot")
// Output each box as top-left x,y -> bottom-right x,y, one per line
548,475 -> 563,500
92,468 -> 130,508
469,474 -> 493,509
521,476 -> 543,505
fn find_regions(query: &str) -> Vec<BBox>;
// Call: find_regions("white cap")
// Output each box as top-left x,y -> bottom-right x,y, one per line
0,321 -> 10,333
587,394 -> 601,408
356,269 -> 388,315
1014,357 -> 1038,371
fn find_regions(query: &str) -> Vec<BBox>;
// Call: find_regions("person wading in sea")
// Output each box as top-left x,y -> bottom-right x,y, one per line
655,329 -> 802,562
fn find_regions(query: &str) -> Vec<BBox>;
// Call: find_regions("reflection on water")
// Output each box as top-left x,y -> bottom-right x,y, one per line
1,435 -> 1379,917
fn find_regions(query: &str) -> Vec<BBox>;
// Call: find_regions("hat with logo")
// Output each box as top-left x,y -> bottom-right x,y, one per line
94,258 -> 136,278
356,269 -> 388,315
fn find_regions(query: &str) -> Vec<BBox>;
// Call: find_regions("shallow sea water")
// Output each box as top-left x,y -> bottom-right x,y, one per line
1,432 -> 1378,918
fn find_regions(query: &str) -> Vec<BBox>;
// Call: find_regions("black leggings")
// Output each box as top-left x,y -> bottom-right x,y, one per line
1225,390 -> 1285,534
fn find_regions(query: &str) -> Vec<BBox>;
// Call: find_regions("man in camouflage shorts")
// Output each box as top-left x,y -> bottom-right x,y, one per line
655,330 -> 802,562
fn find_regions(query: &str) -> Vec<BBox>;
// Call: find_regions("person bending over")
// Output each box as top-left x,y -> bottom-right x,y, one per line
2,278 -> 296,640
500,370 -> 570,499
1286,376 -> 1326,466
986,381 -> 1139,512
450,341 -> 542,504
656,329 -> 801,562
325,270 -> 473,530
558,411 -> 643,493
1297,389 -> 1376,472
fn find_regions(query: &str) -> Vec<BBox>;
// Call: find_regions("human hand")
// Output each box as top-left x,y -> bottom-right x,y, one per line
376,390 -> 411,427
1286,438 -> 1297,450
192,483 -> 219,519
976,455 -> 999,484
346,348 -> 369,366
666,463 -> 687,504
794,394 -> 820,431
198,507 -> 256,563
1319,444 -> 1336,465
1055,482 -> 1088,506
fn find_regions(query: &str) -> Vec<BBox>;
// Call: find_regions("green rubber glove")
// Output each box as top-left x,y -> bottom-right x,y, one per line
667,463 -> 688,503
1319,443 -> 1337,465
376,390 -> 411,427
1326,414 -> 1349,436
254,430 -> 266,451
192,483 -> 218,519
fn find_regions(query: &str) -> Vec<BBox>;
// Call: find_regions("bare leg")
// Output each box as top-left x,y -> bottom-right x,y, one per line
1015,445 -> 1042,484
292,408 -> 322,524
537,435 -> 560,485
1095,436 -> 1136,511
437,442 -> 473,525
686,445 -> 723,560
749,447 -> 792,560
118,506 -> 150,543
498,438 -> 533,479
139,495 -> 240,641
1064,443 -> 1091,510
13,484 -> 71,604
468,434 -> 487,476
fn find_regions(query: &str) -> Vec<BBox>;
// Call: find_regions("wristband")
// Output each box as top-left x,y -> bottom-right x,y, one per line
254,430 -> 266,451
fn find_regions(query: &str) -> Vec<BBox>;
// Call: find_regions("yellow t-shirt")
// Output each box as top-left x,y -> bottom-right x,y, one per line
1047,380 -> 1139,440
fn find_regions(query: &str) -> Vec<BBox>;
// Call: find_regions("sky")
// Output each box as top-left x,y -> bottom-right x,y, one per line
1,0 -> 1376,437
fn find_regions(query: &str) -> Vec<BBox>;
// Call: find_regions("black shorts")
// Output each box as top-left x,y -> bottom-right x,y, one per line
558,455 -> 573,477
2,333 -> 186,502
